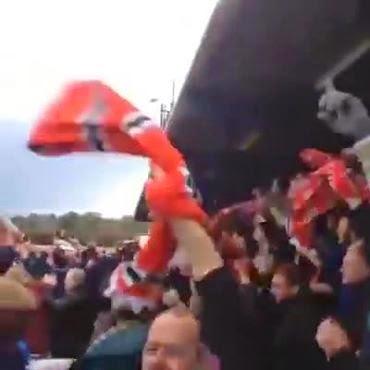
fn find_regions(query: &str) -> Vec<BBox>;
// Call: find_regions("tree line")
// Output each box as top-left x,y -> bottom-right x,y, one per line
12,212 -> 148,246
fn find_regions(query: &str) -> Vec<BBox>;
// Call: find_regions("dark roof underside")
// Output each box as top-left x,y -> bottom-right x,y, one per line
136,0 -> 370,219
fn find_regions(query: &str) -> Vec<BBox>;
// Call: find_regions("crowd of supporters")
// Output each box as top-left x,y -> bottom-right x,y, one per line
1,88 -> 370,370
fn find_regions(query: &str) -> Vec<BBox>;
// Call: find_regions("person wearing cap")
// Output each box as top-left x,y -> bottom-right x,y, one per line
318,89 -> 370,369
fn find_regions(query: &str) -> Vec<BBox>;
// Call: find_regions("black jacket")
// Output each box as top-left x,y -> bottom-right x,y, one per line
269,289 -> 327,370
50,290 -> 96,358
326,351 -> 358,370
196,267 -> 263,370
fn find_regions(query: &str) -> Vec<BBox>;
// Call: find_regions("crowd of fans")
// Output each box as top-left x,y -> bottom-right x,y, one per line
2,88 -> 370,370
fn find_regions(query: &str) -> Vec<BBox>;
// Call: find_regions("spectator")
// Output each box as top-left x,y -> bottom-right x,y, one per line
142,307 -> 206,370
337,239 -> 370,343
0,217 -> 21,276
313,214 -> 345,297
52,248 -> 69,299
316,318 -> 358,370
269,263 -> 326,370
0,216 -> 22,248
50,268 -> 96,359
333,225 -> 370,370
171,218 -> 262,370
0,276 -> 36,370
85,247 -> 105,299
5,264 -> 30,285
258,213 -> 296,268
23,259 -> 53,356
80,295 -> 151,370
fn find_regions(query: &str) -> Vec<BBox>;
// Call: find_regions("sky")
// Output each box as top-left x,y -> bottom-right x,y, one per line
0,0 -> 217,218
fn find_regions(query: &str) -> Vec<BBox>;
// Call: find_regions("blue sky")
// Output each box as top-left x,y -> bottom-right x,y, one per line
0,0 -> 216,217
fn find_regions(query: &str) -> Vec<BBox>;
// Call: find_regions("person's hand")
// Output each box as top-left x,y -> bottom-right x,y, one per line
318,88 -> 370,140
316,318 -> 351,359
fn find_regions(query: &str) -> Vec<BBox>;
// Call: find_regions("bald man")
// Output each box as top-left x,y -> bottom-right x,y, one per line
142,308 -> 203,370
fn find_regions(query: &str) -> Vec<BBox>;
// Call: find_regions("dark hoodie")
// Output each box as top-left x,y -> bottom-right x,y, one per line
337,279 -> 370,350
326,351 -> 359,370
50,288 -> 96,358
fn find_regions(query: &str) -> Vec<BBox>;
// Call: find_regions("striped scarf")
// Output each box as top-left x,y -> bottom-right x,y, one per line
28,80 -> 207,309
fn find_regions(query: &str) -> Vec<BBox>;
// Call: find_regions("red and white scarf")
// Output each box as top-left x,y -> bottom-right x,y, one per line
29,80 -> 207,309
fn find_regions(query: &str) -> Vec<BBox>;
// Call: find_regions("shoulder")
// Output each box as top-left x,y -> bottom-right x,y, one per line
195,266 -> 236,293
86,324 -> 148,358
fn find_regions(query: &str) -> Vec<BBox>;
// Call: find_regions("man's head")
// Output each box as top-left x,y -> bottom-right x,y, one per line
142,307 -> 201,370
64,268 -> 86,294
0,217 -> 21,247
342,240 -> 370,284
271,263 -> 300,303
316,318 -> 352,359
24,255 -> 49,281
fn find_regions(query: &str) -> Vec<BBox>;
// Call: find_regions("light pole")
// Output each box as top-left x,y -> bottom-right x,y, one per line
150,81 -> 176,129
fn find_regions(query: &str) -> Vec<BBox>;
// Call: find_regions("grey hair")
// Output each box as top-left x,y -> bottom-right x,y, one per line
67,268 -> 86,288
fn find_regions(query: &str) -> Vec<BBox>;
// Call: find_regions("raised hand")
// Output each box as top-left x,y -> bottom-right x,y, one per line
318,88 -> 370,140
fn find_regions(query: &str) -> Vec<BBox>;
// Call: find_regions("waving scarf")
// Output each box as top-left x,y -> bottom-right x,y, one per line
300,149 -> 370,208
28,80 -> 207,307
288,149 -> 370,247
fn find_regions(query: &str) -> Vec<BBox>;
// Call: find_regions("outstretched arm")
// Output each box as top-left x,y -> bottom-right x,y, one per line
170,219 -> 258,370
318,88 -> 370,180
170,219 -> 223,281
